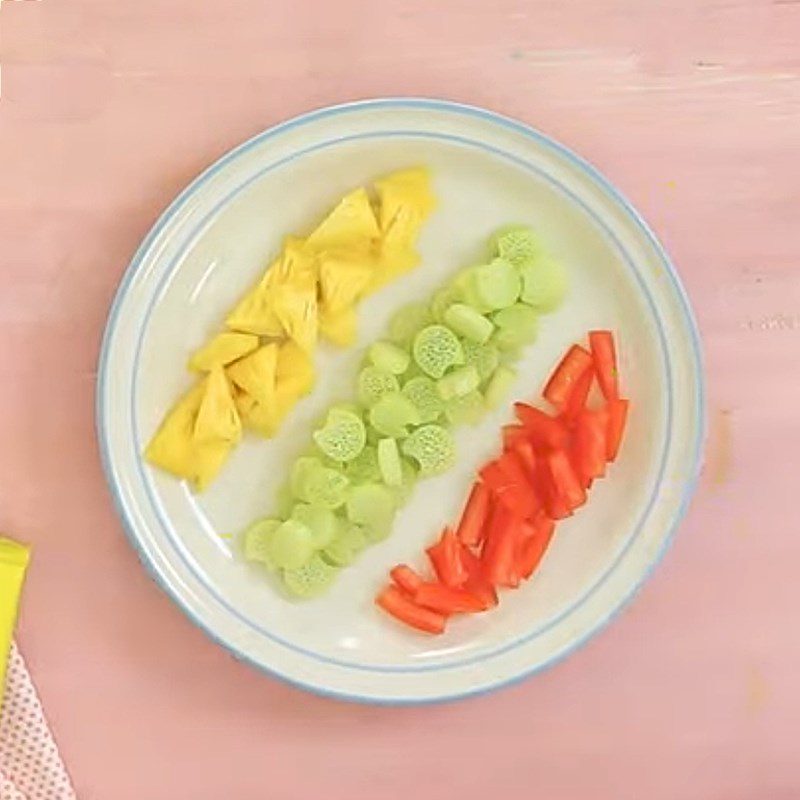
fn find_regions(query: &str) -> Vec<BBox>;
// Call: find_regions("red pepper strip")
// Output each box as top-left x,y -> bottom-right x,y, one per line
497,450 -> 536,491
459,546 -> 498,609
542,345 -> 593,408
589,330 -> 619,401
390,564 -> 425,596
456,482 -> 491,547
513,403 -> 569,449
606,398 -> 629,461
494,484 -> 539,518
426,527 -> 468,588
532,452 -> 572,520
481,503 -> 523,588
376,585 -> 447,634
414,582 -> 486,615
514,439 -> 537,477
572,408 -> 608,486
547,448 -> 586,511
479,460 -> 513,493
516,514 -> 556,580
560,363 -> 594,425
502,423 -> 528,451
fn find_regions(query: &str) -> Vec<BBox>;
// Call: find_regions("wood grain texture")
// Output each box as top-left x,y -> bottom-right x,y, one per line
0,1 -> 799,798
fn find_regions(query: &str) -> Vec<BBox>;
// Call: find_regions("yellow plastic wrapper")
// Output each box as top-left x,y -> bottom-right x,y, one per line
0,537 -> 30,706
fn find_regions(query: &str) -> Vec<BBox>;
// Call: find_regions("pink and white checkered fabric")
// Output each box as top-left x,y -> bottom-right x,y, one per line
0,644 -> 75,800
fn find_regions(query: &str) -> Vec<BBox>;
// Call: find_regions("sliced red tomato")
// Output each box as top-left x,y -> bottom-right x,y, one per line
390,564 -> 424,596
376,586 -> 447,634
459,546 -> 498,609
547,448 -> 586,511
481,504 -> 522,588
572,408 -> 608,486
455,482 -> 490,547
589,330 -> 618,401
542,345 -> 593,408
560,363 -> 594,424
414,582 -> 486,614
513,403 -> 569,449
606,398 -> 629,461
516,514 -> 556,580
426,527 -> 468,588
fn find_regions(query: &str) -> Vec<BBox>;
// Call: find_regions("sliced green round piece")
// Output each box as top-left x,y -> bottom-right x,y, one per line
430,284 -> 464,322
242,518 -> 281,567
312,408 -> 366,463
357,366 -> 400,407
282,554 -> 339,598
401,424 -> 456,476
296,462 -> 350,509
401,375 -> 444,424
443,303 -> 494,344
368,392 -> 421,438
290,456 -> 323,499
491,304 -> 540,349
445,390 -> 486,426
290,503 -> 340,549
461,339 -> 500,383
388,302 -> 433,346
392,457 -> 419,504
412,324 -> 464,379
484,365 -> 518,410
436,365 -> 480,401
346,483 -> 396,536
519,256 -> 567,312
345,444 -> 381,483
473,258 -> 521,310
369,341 -> 411,375
269,519 -> 315,570
321,522 -> 368,567
377,437 -> 403,486
490,225 -> 539,268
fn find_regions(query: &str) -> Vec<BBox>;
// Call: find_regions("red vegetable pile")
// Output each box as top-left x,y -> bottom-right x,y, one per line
376,330 -> 630,635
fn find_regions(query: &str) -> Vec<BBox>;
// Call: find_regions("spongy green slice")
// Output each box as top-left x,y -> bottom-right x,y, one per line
290,503 -> 339,549
346,483 -> 397,537
490,225 -> 539,268
445,390 -> 485,426
412,325 -> 464,379
518,255 -> 567,312
388,302 -> 433,345
472,258 -> 521,311
401,424 -> 456,476
491,304 -> 540,349
436,365 -> 480,401
377,437 -> 403,486
282,554 -> 339,597
312,409 -> 366,462
269,518 -> 315,570
357,366 -> 400,407
443,303 -> 494,344
321,523 -> 369,567
484,365 -> 518,410
401,376 -> 444,423
242,518 -> 281,567
344,445 -> 381,483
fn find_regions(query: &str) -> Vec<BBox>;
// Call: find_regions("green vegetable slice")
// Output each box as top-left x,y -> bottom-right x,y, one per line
472,258 -> 521,310
429,284 -> 465,322
491,304 -> 540,349
401,424 -> 456,476
345,445 -> 381,483
491,225 -> 539,268
412,324 -> 464,378
369,341 -> 411,375
461,339 -> 500,383
401,376 -> 444,423
282,554 -> 339,598
393,457 -> 419,504
290,503 -> 339,549
445,390 -> 485,426
519,256 -> 567,312
377,437 -> 403,486
242,518 -> 281,566
484,365 -> 518,410
269,519 -> 315,569
357,366 -> 400,407
294,460 -> 350,509
368,392 -> 421,438
436,365 -> 480,401
346,483 -> 396,536
312,409 -> 366,462
321,523 -> 369,567
388,302 -> 433,346
443,303 -> 494,344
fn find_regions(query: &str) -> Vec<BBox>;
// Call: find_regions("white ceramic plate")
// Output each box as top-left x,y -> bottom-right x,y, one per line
97,99 -> 704,704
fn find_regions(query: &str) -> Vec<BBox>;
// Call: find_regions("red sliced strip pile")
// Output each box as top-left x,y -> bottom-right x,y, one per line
376,330 -> 630,635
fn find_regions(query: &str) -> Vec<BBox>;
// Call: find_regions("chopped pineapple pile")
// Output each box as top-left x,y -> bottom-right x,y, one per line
145,168 -> 435,491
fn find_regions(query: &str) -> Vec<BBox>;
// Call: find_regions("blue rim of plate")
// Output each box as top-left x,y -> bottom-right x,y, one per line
96,97 -> 706,705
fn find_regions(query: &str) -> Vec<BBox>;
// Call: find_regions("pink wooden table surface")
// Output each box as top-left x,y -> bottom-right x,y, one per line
1,1 -> 799,798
